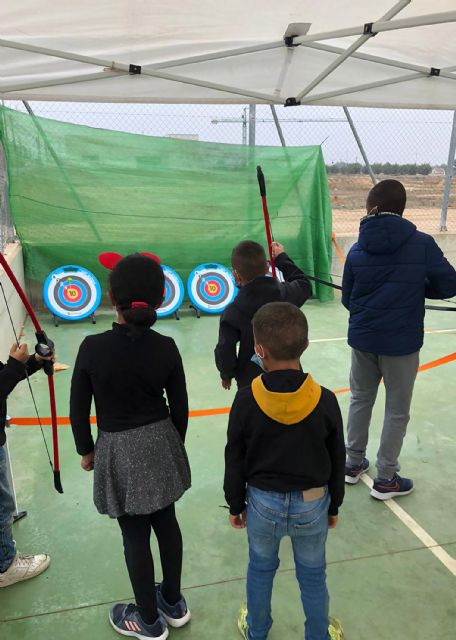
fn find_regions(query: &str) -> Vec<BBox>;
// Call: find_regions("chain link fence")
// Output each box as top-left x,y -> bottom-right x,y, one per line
1,100 -> 455,243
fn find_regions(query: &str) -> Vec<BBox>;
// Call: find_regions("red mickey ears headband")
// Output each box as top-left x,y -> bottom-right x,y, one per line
98,252 -> 161,270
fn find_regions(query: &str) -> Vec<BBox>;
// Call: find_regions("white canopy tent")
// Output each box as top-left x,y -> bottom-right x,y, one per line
1,0 -> 456,108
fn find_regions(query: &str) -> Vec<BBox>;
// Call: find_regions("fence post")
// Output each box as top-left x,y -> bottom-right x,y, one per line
440,110 -> 456,232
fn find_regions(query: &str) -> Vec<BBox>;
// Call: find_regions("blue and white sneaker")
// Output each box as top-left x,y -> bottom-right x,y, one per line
371,474 -> 414,500
156,583 -> 191,628
109,603 -> 168,640
345,458 -> 370,484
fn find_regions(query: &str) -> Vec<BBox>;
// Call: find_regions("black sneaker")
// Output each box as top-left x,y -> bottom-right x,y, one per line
345,458 -> 370,485
371,474 -> 414,500
156,583 -> 191,628
109,603 -> 168,639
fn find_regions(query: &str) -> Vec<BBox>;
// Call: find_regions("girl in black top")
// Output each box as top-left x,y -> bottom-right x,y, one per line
70,254 -> 191,640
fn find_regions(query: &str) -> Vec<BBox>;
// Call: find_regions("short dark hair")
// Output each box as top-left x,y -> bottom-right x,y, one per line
253,302 -> 308,360
109,253 -> 164,335
231,240 -> 268,281
366,179 -> 407,216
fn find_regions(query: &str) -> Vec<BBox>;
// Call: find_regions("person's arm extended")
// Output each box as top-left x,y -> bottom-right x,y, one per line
325,391 -> 346,517
273,244 -> 312,306
0,343 -> 44,399
70,339 -> 95,456
224,393 -> 247,516
214,309 -> 240,385
165,342 -> 189,443
425,237 -> 456,300
341,254 -> 354,310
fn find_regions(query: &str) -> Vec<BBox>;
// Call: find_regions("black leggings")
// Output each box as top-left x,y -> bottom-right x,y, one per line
117,503 -> 183,624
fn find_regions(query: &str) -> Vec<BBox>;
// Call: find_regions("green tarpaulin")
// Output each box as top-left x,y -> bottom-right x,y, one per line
0,106 -> 333,302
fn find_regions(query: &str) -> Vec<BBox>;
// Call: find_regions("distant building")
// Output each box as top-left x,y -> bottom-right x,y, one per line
432,166 -> 446,176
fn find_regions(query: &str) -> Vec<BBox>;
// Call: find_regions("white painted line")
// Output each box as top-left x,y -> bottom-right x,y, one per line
310,329 -> 456,344
360,475 -> 456,576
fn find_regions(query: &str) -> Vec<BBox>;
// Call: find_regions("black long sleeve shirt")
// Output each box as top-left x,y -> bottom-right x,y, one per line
0,355 -> 42,446
70,323 -> 188,456
224,370 -> 345,516
214,253 -> 312,388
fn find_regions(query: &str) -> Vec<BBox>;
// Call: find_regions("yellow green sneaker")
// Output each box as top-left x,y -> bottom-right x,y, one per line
237,602 -> 249,640
329,616 -> 344,639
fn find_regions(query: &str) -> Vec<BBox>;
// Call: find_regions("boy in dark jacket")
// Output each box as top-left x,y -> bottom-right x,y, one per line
214,240 -> 311,389
224,302 -> 345,640
343,179 -> 456,500
0,342 -> 51,587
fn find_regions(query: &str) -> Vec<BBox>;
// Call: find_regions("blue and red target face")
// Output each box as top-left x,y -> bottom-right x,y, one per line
58,278 -> 87,307
157,266 -> 184,317
43,266 -> 102,320
187,264 -> 237,314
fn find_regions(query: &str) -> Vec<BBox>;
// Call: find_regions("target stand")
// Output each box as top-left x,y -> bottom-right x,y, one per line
43,265 -> 102,326
157,265 -> 185,320
187,263 -> 237,316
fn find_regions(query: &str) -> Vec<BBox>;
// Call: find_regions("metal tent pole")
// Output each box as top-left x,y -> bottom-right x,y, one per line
440,110 -> 456,232
343,107 -> 377,185
21,101 -> 101,241
248,105 -> 256,146
296,0 -> 410,101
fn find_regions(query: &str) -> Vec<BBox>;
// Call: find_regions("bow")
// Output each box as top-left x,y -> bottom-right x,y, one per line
0,252 -> 63,493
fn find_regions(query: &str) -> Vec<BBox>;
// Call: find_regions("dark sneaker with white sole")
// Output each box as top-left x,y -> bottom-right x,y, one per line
156,583 -> 191,628
371,474 -> 414,500
345,458 -> 370,484
109,603 -> 168,640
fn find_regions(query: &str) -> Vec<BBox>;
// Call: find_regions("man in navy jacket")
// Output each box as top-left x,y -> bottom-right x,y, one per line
342,179 -> 456,500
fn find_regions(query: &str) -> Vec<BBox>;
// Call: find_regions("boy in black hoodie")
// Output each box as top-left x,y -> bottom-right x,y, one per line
214,240 -> 311,389
224,302 -> 345,640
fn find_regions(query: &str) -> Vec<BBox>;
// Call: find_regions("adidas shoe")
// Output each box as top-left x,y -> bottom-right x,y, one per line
156,583 -> 191,628
109,603 -> 168,640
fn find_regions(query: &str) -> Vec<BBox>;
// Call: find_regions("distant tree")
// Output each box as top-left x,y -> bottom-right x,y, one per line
326,162 -> 432,176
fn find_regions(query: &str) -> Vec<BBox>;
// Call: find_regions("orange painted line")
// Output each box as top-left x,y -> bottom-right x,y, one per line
9,352 -> 456,427
332,232 -> 346,265
418,351 -> 456,372
189,407 -> 231,417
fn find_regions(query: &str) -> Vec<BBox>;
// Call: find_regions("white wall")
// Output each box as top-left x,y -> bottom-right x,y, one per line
0,242 -> 26,362
331,232 -> 456,280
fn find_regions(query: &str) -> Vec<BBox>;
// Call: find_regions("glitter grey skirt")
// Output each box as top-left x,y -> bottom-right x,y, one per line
93,418 -> 191,518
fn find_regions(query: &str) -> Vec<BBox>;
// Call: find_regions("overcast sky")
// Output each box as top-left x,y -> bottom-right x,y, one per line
4,101 -> 454,167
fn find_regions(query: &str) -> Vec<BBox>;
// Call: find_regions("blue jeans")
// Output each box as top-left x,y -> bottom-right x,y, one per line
0,445 -> 16,573
246,485 -> 330,640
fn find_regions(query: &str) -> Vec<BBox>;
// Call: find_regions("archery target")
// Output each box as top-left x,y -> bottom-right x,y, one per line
43,265 -> 101,320
268,264 -> 285,282
187,263 -> 237,314
157,265 -> 184,317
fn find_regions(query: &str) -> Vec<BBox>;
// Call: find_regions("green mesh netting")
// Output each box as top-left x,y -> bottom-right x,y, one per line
0,106 -> 333,302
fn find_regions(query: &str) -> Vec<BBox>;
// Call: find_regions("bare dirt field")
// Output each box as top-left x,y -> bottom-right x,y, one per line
329,174 -> 455,235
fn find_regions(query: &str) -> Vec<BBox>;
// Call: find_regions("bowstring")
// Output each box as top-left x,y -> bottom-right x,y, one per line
0,281 -> 54,470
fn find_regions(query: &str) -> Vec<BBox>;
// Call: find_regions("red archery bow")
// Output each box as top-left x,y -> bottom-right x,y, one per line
256,166 -> 277,279
0,253 -> 62,493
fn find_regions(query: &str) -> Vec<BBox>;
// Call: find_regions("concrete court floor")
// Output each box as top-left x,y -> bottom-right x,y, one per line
1,296 -> 456,640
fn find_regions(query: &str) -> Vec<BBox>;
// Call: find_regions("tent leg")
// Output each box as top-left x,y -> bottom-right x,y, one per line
343,107 -> 377,186
440,110 -> 456,232
248,105 -> 256,146
21,101 -> 101,241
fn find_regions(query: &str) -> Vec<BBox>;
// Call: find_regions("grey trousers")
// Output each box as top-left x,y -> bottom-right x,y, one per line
346,348 -> 419,480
